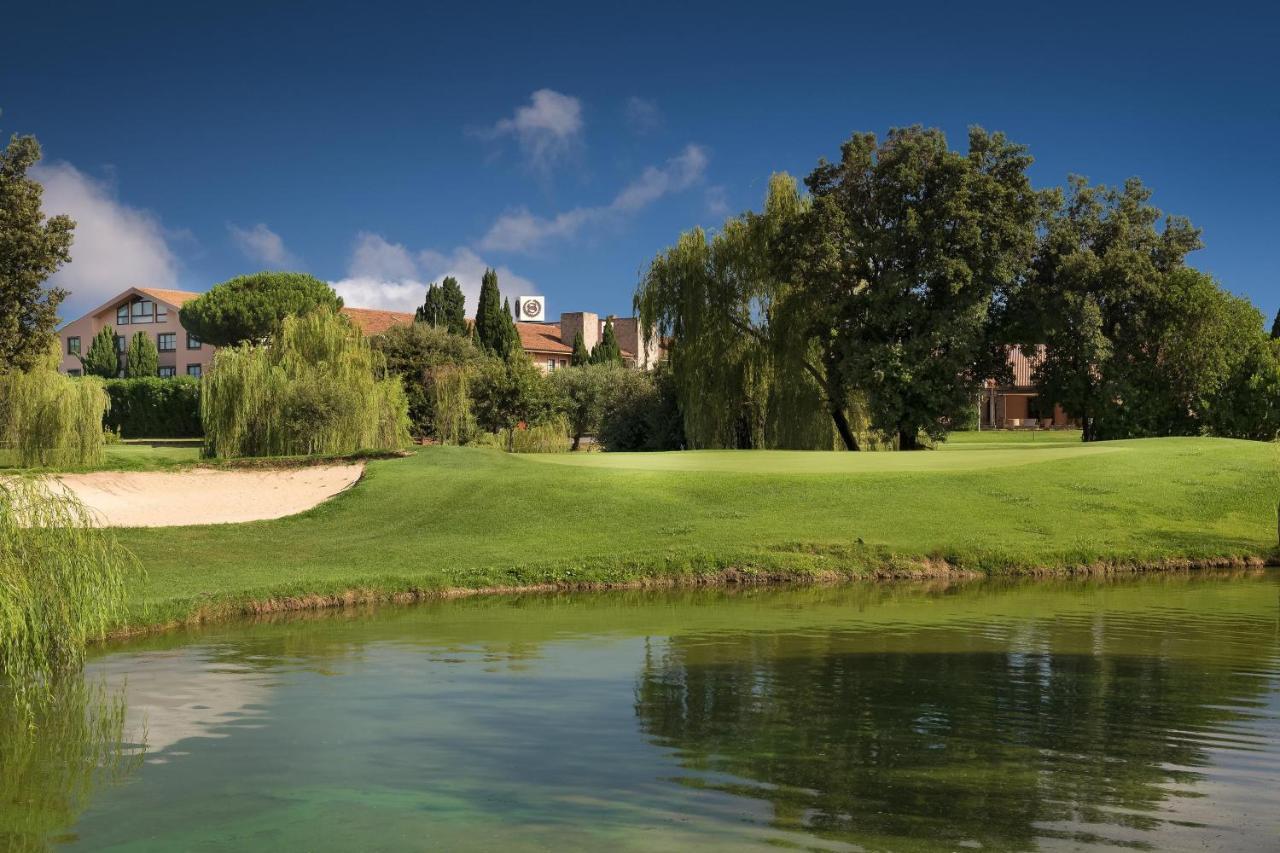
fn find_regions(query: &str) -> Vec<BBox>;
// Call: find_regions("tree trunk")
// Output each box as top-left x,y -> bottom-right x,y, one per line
829,406 -> 859,451
571,434 -> 581,451
898,427 -> 920,451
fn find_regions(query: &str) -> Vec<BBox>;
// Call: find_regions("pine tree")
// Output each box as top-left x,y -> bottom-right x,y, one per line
498,297 -> 522,359
125,331 -> 159,377
590,316 -> 624,365
571,330 -> 589,366
80,326 -> 119,378
474,268 -> 502,353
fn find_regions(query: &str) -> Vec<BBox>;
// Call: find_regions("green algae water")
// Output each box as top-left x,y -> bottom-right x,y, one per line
5,572 -> 1280,851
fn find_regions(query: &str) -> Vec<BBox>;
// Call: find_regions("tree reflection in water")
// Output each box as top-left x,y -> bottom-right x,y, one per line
0,677 -> 142,851
634,619 -> 1278,850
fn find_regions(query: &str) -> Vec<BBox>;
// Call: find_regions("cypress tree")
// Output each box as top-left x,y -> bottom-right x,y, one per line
571,330 -> 589,366
125,331 -> 158,377
498,297 -> 522,359
1271,308 -> 1280,340
440,276 -> 467,336
416,282 -> 445,326
474,268 -> 502,353
80,326 -> 119,378
590,316 -> 624,365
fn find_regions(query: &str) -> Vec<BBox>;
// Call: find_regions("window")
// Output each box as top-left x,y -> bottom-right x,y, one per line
158,333 -> 177,352
114,335 -> 127,353
156,303 -> 168,321
66,368 -> 82,377
67,336 -> 81,355
117,304 -> 129,325
186,364 -> 202,378
158,366 -> 176,378
131,299 -> 155,323
186,332 -> 202,349
559,359 -> 567,367
546,359 -> 556,370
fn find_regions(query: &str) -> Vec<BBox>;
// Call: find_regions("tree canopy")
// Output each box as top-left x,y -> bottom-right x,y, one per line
571,330 -> 589,366
416,276 -> 467,336
178,271 -> 342,348
0,132 -> 75,372
590,318 -> 624,365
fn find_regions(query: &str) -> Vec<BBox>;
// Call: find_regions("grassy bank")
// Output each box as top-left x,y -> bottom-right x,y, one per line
111,433 -> 1279,630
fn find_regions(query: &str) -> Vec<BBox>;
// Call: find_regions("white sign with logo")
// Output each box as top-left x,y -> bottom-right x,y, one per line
515,296 -> 545,322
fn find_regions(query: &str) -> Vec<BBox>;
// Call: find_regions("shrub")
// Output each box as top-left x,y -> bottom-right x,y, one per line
0,479 -> 137,691
0,351 -> 109,468
510,415 -> 571,453
598,365 -> 685,451
201,309 -> 411,458
102,377 -> 201,438
470,353 -> 557,439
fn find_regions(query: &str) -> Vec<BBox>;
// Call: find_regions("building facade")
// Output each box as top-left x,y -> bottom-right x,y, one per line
57,289 -> 660,378
980,346 -> 1076,429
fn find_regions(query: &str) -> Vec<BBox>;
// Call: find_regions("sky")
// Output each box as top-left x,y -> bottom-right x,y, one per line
3,1 -> 1277,325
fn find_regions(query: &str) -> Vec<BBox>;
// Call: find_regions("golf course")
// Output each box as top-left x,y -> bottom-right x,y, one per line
102,431 -> 1277,631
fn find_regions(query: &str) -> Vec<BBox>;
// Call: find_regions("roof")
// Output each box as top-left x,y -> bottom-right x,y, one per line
516,321 -> 571,354
135,287 -> 203,308
342,306 -> 415,336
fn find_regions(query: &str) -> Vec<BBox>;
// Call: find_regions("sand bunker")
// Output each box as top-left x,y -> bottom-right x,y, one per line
51,464 -> 364,527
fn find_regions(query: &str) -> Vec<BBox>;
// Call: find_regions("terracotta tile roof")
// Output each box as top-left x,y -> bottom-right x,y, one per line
516,321 -> 571,354
134,287 -> 204,308
342,306 -> 415,336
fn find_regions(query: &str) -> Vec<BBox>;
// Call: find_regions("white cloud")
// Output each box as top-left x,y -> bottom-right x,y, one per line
228,222 -> 296,267
624,97 -> 662,134
330,234 -> 535,315
484,89 -> 584,172
33,162 -> 179,317
705,185 -> 730,218
479,144 -> 709,253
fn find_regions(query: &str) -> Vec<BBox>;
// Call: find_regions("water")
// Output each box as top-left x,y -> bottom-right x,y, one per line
4,572 -> 1279,851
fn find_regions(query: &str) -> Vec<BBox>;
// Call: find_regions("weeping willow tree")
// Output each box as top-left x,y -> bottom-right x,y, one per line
430,364 -> 472,445
635,174 -> 857,449
0,346 -> 109,468
201,309 -> 411,458
0,479 -> 137,692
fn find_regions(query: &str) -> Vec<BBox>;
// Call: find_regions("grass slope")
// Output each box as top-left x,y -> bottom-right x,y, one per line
114,435 -> 1279,629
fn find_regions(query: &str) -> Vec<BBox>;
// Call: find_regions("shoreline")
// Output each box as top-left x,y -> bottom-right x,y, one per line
107,552 -> 1277,641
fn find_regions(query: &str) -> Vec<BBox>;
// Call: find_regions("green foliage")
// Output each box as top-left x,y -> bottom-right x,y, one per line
371,322 -> 482,439
589,317 -> 624,365
1271,308 -> 1280,340
431,365 -> 474,445
124,331 -> 158,378
597,365 -> 686,451
416,276 -> 467,336
509,415 -> 572,453
0,350 -> 109,468
102,377 -> 201,438
1204,339 -> 1280,441
0,131 -> 74,373
179,271 -> 343,348
637,174 -> 845,449
469,353 -> 556,444
473,268 -> 504,354
0,479 -> 137,691
201,309 -> 410,458
498,298 -> 522,358
793,126 -> 1042,449
571,330 -> 590,366
550,364 -> 613,449
79,326 -> 118,379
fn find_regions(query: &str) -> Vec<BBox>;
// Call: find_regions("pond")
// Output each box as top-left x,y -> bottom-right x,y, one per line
4,572 -> 1279,851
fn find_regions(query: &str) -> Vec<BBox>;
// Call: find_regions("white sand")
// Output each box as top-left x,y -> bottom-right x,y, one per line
50,464 -> 364,527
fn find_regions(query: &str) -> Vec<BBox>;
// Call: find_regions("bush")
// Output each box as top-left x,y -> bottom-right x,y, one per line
201,310 -> 411,458
598,365 -> 685,451
510,415 -> 571,453
0,351 -> 109,468
470,353 -> 558,439
102,377 -> 201,438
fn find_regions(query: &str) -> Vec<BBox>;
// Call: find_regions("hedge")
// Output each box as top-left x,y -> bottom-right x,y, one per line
102,377 -> 202,438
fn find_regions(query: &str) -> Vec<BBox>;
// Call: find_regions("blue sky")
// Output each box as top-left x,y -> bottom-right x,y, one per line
4,1 -> 1277,324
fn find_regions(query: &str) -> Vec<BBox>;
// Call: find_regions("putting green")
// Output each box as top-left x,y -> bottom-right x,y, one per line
518,443 -> 1122,474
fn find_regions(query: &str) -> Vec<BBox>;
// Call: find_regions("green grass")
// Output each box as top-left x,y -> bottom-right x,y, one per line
111,435 -> 1279,630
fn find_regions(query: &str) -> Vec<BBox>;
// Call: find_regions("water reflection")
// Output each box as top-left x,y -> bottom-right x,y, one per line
634,606 -> 1280,850
0,678 -> 142,851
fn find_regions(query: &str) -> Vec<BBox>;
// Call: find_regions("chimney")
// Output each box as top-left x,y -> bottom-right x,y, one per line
559,312 -> 599,352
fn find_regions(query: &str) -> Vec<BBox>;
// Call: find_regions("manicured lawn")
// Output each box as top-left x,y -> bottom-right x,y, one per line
0,441 -> 203,473
113,436 -> 1278,629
